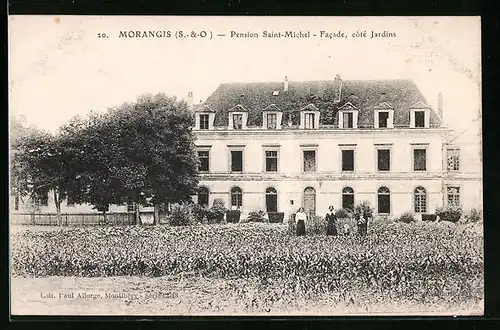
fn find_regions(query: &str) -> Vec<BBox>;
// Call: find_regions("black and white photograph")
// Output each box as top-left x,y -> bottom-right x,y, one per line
8,16 -> 482,316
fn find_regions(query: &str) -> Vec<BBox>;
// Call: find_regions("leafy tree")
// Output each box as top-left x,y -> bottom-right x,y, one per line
63,93 -> 199,225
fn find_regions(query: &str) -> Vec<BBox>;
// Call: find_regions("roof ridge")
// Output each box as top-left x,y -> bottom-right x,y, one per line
219,78 -> 416,85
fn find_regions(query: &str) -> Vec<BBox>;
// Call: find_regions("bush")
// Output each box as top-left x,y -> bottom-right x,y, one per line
268,212 -> 285,223
396,212 -> 416,224
306,215 -> 326,236
207,198 -> 227,224
226,210 -> 241,223
464,208 -> 483,223
436,204 -> 463,223
247,210 -> 267,223
422,214 -> 437,221
168,203 -> 195,226
354,201 -> 374,220
336,208 -> 353,219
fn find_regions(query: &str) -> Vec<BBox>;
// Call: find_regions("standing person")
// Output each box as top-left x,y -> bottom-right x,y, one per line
295,207 -> 307,236
357,211 -> 368,236
325,206 -> 338,236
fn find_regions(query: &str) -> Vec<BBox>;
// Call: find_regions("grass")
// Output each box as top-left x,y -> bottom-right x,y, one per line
10,221 -> 484,316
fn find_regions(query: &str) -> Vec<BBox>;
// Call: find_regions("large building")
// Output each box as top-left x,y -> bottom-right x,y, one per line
191,75 -> 482,219
10,75 -> 482,221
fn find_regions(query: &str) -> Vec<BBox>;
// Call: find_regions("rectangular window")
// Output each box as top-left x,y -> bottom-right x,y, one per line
303,150 -> 316,172
343,112 -> 354,128
267,113 -> 277,129
413,148 -> 427,171
342,149 -> 355,171
415,111 -> 425,128
377,149 -> 391,171
378,111 -> 389,128
233,114 -> 243,129
304,113 -> 315,129
265,150 -> 278,172
447,186 -> 460,206
447,148 -> 460,171
199,114 -> 209,130
198,150 -> 210,172
231,150 -> 243,172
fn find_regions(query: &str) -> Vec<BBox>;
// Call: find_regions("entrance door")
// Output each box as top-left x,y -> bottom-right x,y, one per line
265,187 -> 278,212
303,187 -> 316,216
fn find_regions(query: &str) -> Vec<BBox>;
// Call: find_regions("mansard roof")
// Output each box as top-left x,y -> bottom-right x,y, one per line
199,79 -> 442,128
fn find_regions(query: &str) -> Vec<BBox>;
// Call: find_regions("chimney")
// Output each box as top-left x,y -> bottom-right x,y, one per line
187,91 -> 194,109
380,92 -> 387,103
437,92 -> 443,120
283,76 -> 289,92
333,74 -> 342,103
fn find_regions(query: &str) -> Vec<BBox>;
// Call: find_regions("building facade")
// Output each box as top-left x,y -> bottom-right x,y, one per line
192,76 -> 482,219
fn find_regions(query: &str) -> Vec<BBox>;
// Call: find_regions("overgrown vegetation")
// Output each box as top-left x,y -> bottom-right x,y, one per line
436,204 -> 463,223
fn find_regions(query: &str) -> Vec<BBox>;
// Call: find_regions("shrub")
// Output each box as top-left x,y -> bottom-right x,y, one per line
247,210 -> 267,223
268,212 -> 285,223
336,208 -> 353,219
354,201 -> 374,220
436,204 -> 463,223
168,203 -> 195,226
306,215 -> 326,236
208,198 -> 227,224
396,212 -> 416,224
191,203 -> 208,223
226,210 -> 241,223
464,208 -> 483,223
422,214 -> 437,221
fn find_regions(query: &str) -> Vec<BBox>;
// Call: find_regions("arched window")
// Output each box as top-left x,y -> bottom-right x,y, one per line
265,187 -> 278,212
377,186 -> 391,214
230,187 -> 243,209
414,186 -> 427,213
197,187 -> 210,207
303,187 -> 316,215
342,187 -> 354,210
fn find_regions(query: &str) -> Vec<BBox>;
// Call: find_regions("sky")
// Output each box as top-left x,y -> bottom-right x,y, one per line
9,16 -> 481,138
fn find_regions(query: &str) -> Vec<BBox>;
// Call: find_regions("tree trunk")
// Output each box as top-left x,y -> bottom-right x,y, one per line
103,210 -> 108,224
153,203 -> 160,225
53,189 -> 62,226
135,203 -> 142,225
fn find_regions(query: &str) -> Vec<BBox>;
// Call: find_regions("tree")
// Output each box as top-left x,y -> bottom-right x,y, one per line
10,116 -> 67,224
63,93 -> 200,225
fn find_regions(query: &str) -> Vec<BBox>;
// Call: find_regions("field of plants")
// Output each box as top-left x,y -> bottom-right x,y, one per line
10,221 -> 483,314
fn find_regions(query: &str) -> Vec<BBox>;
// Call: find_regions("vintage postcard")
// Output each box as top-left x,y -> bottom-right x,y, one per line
9,16 -> 482,316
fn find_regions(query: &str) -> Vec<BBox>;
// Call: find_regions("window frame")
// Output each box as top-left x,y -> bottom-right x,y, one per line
341,186 -> 355,210
374,109 -> 394,129
411,144 -> 429,172
375,144 -> 392,172
410,108 -> 430,128
265,187 -> 278,212
199,114 -> 210,130
446,147 -> 460,172
263,146 -> 280,173
446,185 -> 461,206
300,144 -> 318,173
230,186 -> 243,210
413,186 -> 427,213
303,112 -> 316,129
339,144 -> 357,173
196,146 -> 212,173
377,186 -> 391,214
228,145 -> 245,173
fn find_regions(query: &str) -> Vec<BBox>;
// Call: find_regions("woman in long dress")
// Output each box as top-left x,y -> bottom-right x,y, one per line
326,206 -> 338,236
295,207 -> 307,236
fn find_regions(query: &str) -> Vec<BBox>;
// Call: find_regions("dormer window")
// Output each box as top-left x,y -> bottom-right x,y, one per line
195,106 -> 215,130
299,104 -> 320,130
233,114 -> 243,129
374,102 -> 394,129
410,101 -> 431,128
228,105 -> 249,130
338,102 -> 358,129
199,114 -> 209,130
262,104 -> 283,130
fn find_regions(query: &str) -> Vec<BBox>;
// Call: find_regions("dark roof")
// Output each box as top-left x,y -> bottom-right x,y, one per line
199,79 -> 442,128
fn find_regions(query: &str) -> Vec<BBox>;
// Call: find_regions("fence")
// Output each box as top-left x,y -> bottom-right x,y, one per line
10,212 -> 136,226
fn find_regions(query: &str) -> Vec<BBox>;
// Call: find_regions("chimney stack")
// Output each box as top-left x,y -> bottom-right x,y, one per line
187,91 -> 194,109
333,74 -> 342,103
438,92 -> 443,120
284,76 -> 289,92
